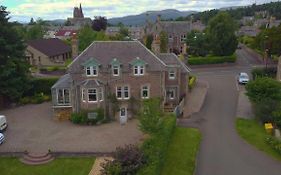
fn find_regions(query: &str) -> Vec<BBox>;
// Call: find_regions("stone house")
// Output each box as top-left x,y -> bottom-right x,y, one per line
26,38 -> 71,67
144,15 -> 192,55
51,41 -> 190,121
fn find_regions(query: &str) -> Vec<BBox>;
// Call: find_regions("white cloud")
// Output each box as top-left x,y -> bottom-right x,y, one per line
5,0 -> 280,22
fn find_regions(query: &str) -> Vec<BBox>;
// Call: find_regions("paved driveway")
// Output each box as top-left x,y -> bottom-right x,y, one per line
0,102 -> 142,153
179,47 -> 281,175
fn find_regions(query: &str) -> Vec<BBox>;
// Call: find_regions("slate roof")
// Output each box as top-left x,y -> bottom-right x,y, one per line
69,41 -> 167,73
157,53 -> 191,73
27,38 -> 71,57
52,74 -> 72,89
159,21 -> 192,34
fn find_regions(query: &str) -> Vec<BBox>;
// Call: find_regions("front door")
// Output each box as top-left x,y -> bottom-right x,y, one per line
120,107 -> 127,125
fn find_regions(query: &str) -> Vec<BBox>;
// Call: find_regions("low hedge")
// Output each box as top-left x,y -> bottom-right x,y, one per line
138,115 -> 176,175
188,54 -> 236,65
70,108 -> 105,125
19,93 -> 50,105
188,75 -> 197,90
251,67 -> 277,80
266,136 -> 281,155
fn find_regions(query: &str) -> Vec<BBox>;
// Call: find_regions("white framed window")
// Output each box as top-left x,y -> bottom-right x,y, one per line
169,70 -> 176,80
112,65 -> 120,76
141,85 -> 149,99
86,66 -> 98,76
116,86 -> 122,99
98,88 -> 103,101
82,88 -> 86,102
181,34 -> 186,42
116,86 -> 130,100
124,86 -> 129,99
57,89 -> 70,105
88,89 -> 97,102
134,65 -> 145,76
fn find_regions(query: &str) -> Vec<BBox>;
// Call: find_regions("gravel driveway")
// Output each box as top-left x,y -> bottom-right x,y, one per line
0,102 -> 142,153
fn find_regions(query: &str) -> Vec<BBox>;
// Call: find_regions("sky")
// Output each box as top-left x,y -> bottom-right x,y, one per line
0,0 -> 280,22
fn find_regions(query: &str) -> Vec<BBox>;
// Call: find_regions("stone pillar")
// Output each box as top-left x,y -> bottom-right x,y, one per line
71,33 -> 78,59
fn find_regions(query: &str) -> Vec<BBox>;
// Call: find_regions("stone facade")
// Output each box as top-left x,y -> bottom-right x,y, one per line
51,41 -> 190,121
277,56 -> 281,81
67,3 -> 92,27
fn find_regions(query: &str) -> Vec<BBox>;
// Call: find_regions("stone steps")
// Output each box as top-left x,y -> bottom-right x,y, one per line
19,152 -> 55,165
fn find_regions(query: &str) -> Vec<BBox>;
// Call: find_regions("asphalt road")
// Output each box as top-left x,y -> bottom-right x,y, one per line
184,47 -> 281,175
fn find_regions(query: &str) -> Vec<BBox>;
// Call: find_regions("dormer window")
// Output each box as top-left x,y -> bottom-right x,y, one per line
113,65 -> 119,76
169,69 -> 176,80
134,65 -> 144,76
111,58 -> 121,77
86,66 -> 98,76
82,58 -> 100,77
131,57 -> 146,76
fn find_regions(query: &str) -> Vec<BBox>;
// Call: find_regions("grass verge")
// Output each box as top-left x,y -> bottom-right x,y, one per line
161,127 -> 201,175
0,157 -> 95,175
236,118 -> 281,161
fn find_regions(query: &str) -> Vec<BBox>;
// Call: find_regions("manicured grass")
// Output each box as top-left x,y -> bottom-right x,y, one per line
0,157 -> 95,175
161,127 -> 201,175
236,118 -> 281,161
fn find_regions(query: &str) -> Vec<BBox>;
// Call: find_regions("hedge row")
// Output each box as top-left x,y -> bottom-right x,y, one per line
24,77 -> 59,96
251,67 -> 277,80
266,136 -> 281,155
70,108 -> 105,125
138,115 -> 176,175
188,54 -> 236,65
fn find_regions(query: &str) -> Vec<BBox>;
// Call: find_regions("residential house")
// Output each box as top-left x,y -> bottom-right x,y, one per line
144,15 -> 192,55
55,29 -> 78,40
238,26 -> 260,37
26,38 -> 71,67
105,26 -> 144,40
51,41 -> 190,121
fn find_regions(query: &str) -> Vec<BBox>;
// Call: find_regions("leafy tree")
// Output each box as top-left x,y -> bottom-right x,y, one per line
78,25 -> 109,51
186,30 -> 208,56
159,31 -> 168,53
92,16 -> 107,31
206,12 -> 238,56
0,6 -> 30,103
26,23 -> 45,40
145,34 -> 153,50
119,26 -> 129,37
64,19 -> 71,26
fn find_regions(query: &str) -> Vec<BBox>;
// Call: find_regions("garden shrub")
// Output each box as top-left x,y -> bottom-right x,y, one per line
19,93 -> 50,105
266,137 -> 281,155
24,77 -> 59,96
188,54 -> 236,65
188,75 -> 197,90
70,108 -> 105,125
251,67 -> 277,80
101,145 -> 145,175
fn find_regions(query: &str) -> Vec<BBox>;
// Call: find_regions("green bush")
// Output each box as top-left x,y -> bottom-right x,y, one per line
138,115 -> 176,175
188,75 -> 197,90
70,108 -> 105,125
24,77 -> 59,96
188,54 -> 236,65
19,93 -> 50,105
251,67 -> 277,80
266,137 -> 281,155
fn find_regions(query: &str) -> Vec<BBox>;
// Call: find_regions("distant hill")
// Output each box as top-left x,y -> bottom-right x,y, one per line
108,9 -> 197,26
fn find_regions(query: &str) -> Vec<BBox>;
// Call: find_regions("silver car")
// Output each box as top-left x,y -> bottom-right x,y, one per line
238,72 -> 249,84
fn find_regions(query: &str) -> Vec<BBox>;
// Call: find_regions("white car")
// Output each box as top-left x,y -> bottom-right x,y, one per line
238,72 -> 250,84
0,115 -> 7,131
0,133 -> 4,145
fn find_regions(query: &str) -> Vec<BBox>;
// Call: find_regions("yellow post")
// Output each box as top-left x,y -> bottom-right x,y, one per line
264,123 -> 273,135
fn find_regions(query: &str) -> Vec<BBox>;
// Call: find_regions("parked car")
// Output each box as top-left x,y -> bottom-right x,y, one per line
0,133 -> 4,144
238,72 -> 250,84
0,115 -> 7,132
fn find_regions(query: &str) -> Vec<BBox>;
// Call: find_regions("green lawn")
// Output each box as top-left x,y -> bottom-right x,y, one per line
236,118 -> 281,161
0,157 -> 95,175
161,127 -> 201,175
